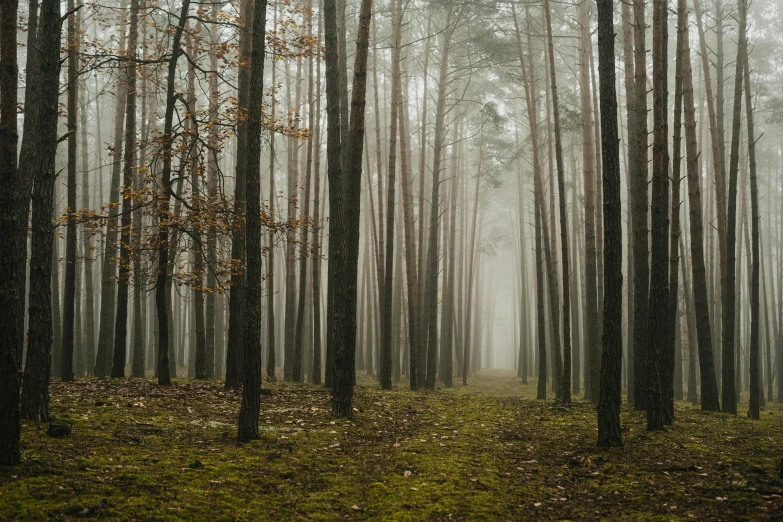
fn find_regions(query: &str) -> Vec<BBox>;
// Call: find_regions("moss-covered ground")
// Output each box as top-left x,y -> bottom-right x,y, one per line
1,371 -> 781,520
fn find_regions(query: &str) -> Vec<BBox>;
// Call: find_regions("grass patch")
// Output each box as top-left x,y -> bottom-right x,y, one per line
1,371 -> 781,520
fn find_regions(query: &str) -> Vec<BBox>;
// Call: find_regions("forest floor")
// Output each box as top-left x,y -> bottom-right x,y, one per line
1,371 -> 782,521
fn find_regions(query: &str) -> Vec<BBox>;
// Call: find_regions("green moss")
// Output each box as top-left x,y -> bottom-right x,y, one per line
0,372 -> 781,520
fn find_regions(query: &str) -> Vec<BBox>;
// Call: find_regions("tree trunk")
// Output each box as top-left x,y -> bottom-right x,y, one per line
646,0 -> 670,431
155,0 -> 191,386
0,0 -> 23,463
620,0 -> 635,403
81,65 -> 96,376
664,0 -> 687,424
237,0 -> 268,440
543,0 -> 572,404
294,15 -> 315,382
310,9 -> 323,385
722,0 -> 750,414
327,0 -> 373,417
596,0 -> 624,448
380,0 -> 403,390
225,0 -> 252,390
18,0 -> 61,425
739,0 -> 759,418
95,0 -> 129,377
578,0 -> 600,404
204,2 -> 220,379
681,1 -> 720,410
630,0 -> 650,410
112,0 -> 140,379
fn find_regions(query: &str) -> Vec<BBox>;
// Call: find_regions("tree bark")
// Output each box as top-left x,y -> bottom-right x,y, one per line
19,0 -> 61,424
578,0 -> 600,404
739,0 -> 759,418
646,0 -> 670,431
95,0 -> 129,377
630,0 -> 650,410
0,0 -> 24,462
664,0 -> 687,424
596,0 -> 624,448
112,0 -> 140,379
237,0 -> 268,440
155,0 -> 191,386
225,0 -> 252,389
543,0 -> 572,404
681,0 -> 720,410
327,0 -> 373,417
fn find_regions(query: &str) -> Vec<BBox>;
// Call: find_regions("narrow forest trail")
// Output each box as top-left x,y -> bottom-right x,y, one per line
1,372 -> 781,520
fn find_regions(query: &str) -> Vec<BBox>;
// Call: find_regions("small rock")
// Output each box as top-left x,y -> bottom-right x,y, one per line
48,422 -> 71,438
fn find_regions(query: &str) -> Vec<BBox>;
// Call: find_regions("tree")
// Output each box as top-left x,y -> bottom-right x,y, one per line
112,0 -> 140,379
0,0 -> 23,464
237,0 -> 268,441
596,0 -> 624,448
578,0 -> 600,404
326,0 -> 373,417
543,0 -> 572,404
739,0 -> 760,420
646,0 -> 670,431
19,0 -> 62,425
225,0 -> 252,390
95,0 -> 129,378
723,0 -> 750,414
630,0 -> 650,411
62,0 -> 81,382
155,0 -> 192,386
424,6 -> 455,389
681,0 -> 720,411
665,0 -> 687,424
380,0 -> 404,390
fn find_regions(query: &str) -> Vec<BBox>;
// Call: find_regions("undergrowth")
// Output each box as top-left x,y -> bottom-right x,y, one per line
1,371 -> 781,520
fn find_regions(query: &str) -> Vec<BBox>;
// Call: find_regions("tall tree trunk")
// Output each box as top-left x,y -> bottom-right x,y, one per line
380,0 -> 403,390
664,0 -> 687,424
112,0 -> 140,379
680,236 -> 699,403
693,0 -> 729,396
512,4 -> 548,398
722,0 -> 749,414
285,59 -> 302,382
0,0 -> 22,465
81,63 -> 96,376
681,0 -> 720,410
646,0 -> 670,431
578,0 -> 599,404
327,0 -> 373,417
441,120 -> 460,388
596,0 -> 624,448
237,0 -> 268,440
95,0 -> 129,377
62,0 -> 80,382
424,6 -> 455,389
19,0 -> 62,424
739,0 -> 759,418
204,1 -> 220,379
310,6 -> 323,385
543,0 -> 572,404
294,15 -> 316,382
155,0 -> 191,386
267,5 -> 278,381
630,0 -> 650,410
225,0 -> 252,389
620,0 -> 635,403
